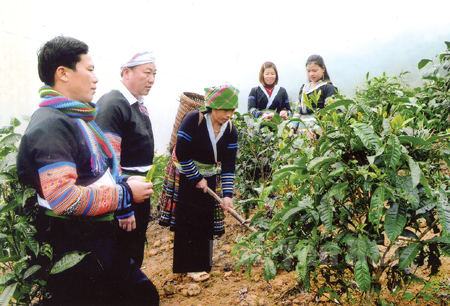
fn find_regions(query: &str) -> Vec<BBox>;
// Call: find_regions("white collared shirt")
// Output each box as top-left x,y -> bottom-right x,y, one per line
115,81 -> 152,174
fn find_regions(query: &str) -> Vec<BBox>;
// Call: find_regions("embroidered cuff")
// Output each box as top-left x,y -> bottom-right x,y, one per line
118,175 -> 130,184
116,182 -> 134,218
249,107 -> 263,119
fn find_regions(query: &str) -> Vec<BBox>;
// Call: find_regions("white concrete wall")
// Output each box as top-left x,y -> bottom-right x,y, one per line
1,0 -> 449,152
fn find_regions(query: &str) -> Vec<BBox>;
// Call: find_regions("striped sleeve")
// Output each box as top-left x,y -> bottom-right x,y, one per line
175,111 -> 204,186
221,135 -> 238,198
177,131 -> 193,142
178,159 -> 201,180
38,161 -> 130,216
249,107 -> 263,119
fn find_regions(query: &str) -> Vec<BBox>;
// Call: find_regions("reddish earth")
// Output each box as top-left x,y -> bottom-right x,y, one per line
142,215 -> 450,305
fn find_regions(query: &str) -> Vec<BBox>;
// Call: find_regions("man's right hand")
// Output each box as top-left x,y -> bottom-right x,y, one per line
196,178 -> 208,193
127,180 -> 153,203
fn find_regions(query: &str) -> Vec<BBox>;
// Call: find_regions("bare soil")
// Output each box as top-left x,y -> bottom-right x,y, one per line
142,215 -> 450,306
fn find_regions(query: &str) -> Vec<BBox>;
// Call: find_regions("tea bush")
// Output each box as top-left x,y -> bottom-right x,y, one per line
0,119 -> 87,305
233,42 -> 450,304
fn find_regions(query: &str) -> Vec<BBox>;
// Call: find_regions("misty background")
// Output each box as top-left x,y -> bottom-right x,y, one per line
1,0 -> 449,153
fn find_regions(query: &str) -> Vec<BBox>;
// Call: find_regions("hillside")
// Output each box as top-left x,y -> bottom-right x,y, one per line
142,214 -> 450,305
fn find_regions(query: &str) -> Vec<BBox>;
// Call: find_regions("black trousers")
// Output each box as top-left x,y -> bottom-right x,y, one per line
35,208 -> 159,306
115,199 -> 151,268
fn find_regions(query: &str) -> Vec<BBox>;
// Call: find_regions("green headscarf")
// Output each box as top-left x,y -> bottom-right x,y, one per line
200,84 -> 239,112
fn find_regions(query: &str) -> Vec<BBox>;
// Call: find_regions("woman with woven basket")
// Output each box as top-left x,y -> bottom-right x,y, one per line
161,84 -> 239,282
248,61 -> 291,120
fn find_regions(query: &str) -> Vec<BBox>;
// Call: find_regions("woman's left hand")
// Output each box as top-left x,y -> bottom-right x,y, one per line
279,110 -> 288,119
221,197 -> 234,212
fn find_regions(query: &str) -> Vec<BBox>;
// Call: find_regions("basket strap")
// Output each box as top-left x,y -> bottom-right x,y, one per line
198,112 -> 204,126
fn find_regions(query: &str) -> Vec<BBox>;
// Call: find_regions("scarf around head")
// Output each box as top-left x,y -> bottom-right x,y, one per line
38,85 -> 119,179
120,51 -> 156,72
200,84 -> 239,112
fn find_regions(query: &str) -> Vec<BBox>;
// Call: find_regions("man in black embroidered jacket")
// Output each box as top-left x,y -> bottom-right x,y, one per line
95,51 -> 156,268
17,36 -> 159,305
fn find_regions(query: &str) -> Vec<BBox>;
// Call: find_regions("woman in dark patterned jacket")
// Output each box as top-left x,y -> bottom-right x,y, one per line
248,61 -> 291,120
289,54 -> 338,136
171,84 -> 239,282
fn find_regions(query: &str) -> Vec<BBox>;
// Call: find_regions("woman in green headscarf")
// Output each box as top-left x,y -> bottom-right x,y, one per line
171,84 -> 239,281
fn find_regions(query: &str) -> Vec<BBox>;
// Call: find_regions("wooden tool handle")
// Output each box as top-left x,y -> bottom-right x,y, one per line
206,187 -> 257,232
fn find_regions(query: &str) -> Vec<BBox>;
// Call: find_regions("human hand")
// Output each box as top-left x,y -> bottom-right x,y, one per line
307,130 -> 316,139
221,197 -> 234,212
279,110 -> 288,119
262,113 -> 274,120
196,178 -> 208,193
119,215 -> 136,231
127,175 -> 146,182
127,180 -> 153,203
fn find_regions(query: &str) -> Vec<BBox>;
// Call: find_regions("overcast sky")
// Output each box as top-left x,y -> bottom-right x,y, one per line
1,0 -> 449,152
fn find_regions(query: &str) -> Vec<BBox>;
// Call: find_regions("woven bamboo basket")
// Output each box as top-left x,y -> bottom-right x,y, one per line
168,92 -> 205,152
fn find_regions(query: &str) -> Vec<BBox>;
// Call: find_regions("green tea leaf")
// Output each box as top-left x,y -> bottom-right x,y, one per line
281,206 -> 304,230
436,190 -> 450,236
320,99 -> 356,113
385,136 -> 401,168
402,291 -> 415,300
398,243 -> 422,270
0,133 -> 21,147
0,173 -> 14,184
51,251 -> 89,274
385,202 -> 407,243
351,123 -> 380,151
398,136 -> 429,147
369,186 -> 385,227
15,223 -> 39,256
355,257 -> 371,292
307,157 -> 337,171
418,59 -> 432,69
23,265 -> 41,280
235,254 -> 252,271
144,165 -> 156,182
295,245 -> 313,280
368,238 -> 380,263
318,197 -> 333,233
406,156 -> 420,189
0,283 -> 17,306
263,258 -> 277,282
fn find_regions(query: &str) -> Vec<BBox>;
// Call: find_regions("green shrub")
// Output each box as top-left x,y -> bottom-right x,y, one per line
0,119 -> 87,305
233,42 -> 450,304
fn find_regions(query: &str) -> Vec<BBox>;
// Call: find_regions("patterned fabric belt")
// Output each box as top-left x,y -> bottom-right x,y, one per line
174,160 -> 221,177
44,209 -> 114,222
